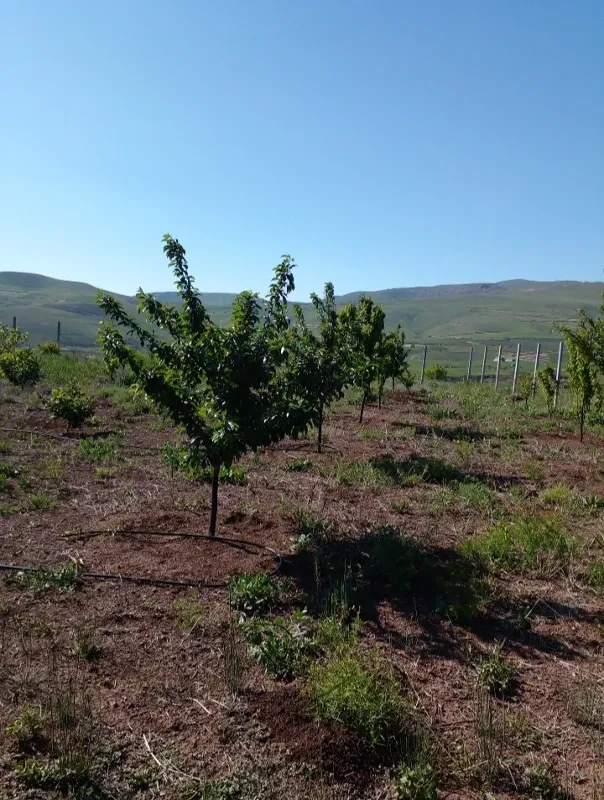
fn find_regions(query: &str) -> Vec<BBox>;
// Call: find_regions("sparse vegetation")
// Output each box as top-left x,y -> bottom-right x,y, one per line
228,572 -> 277,616
43,383 -> 95,430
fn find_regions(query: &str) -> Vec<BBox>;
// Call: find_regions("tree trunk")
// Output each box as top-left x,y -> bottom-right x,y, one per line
392,376 -> 395,391
209,465 -> 220,536
317,405 -> 323,454
580,405 -> 585,443
359,389 -> 367,423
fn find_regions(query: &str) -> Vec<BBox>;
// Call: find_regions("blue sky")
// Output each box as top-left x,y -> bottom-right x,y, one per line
1,0 -> 602,299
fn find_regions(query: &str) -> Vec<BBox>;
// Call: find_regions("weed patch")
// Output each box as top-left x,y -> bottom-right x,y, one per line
6,561 -> 83,592
461,515 -> 580,576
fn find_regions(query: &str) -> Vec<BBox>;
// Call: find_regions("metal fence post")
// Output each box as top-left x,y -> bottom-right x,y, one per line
495,345 -> 502,389
12,316 -> 16,330
532,343 -> 541,396
57,321 -> 61,346
511,343 -> 521,393
466,346 -> 473,382
553,341 -> 563,409
480,345 -> 488,383
420,345 -> 427,384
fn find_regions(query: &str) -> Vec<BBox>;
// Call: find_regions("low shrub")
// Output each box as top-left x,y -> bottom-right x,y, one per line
284,458 -> 313,472
44,384 -> 95,429
394,763 -> 437,800
308,650 -> 410,750
228,572 -> 277,616
425,363 -> 448,381
6,561 -> 83,592
38,341 -> 61,355
477,644 -> 516,697
0,348 -> 41,387
242,610 -> 313,679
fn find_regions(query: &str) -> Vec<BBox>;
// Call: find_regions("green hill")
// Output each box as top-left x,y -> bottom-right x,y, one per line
1,271 -> 602,351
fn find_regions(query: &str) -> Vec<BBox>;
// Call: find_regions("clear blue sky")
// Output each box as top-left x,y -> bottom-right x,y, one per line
1,1 -> 603,299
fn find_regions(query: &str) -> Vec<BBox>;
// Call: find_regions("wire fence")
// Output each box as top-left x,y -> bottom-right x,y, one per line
408,340 -> 566,397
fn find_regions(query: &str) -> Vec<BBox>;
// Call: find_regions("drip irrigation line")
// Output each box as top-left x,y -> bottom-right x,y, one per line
0,532 -> 282,590
0,427 -> 165,452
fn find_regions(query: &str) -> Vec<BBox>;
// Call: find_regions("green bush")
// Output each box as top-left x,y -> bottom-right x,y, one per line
228,572 -> 277,616
477,644 -> 516,697
394,763 -> 437,800
44,384 -> 95,429
0,348 -> 41,387
461,515 -> 580,575
37,341 -> 61,355
587,560 -> 604,589
308,651 -> 409,749
6,561 -> 83,592
425,363 -> 448,381
242,610 -> 313,679
284,458 -> 313,472
78,437 -> 118,462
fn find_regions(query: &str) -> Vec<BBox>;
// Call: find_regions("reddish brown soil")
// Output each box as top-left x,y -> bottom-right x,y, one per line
0,386 -> 603,798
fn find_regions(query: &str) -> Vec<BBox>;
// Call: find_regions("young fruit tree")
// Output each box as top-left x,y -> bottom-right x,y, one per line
376,326 -> 412,408
537,366 -> 556,418
340,296 -> 386,423
559,324 -> 602,442
288,283 -> 349,453
0,324 -> 41,388
97,235 -> 311,535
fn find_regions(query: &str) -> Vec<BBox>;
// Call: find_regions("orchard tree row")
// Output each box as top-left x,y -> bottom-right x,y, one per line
97,235 -> 412,534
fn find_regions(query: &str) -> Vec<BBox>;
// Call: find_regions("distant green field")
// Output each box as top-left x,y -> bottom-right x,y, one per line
1,271 -> 601,355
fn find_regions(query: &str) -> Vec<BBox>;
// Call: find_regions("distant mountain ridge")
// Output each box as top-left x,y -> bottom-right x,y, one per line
1,271 -> 603,348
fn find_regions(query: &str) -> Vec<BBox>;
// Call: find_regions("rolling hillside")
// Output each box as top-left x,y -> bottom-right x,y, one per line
0,271 -> 602,349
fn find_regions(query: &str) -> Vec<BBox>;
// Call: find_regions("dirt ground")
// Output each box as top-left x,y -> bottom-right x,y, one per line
0,383 -> 603,799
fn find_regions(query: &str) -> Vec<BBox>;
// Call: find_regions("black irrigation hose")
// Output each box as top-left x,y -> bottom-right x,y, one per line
0,427 -> 162,452
0,532 -> 282,590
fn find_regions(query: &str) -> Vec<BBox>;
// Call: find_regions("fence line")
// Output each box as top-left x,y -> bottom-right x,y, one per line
416,340 -> 565,397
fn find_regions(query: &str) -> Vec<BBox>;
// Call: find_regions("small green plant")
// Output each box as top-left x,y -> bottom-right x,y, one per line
228,572 -> 277,616
6,561 -> 83,592
517,373 -> 534,406
38,458 -> 65,482
525,459 -> 546,485
567,681 -> 604,731
537,366 -> 556,418
394,763 -> 437,800
69,626 -> 101,661
425,363 -> 448,381
477,644 -> 515,697
524,759 -> 568,799
24,492 -> 54,511
284,458 -> 313,472
309,650 -> 410,750
0,347 -> 41,387
462,514 -> 580,576
6,705 -> 44,749
391,499 -> 409,514
587,559 -> 604,589
172,591 -> 205,630
360,427 -> 384,441
456,482 -> 499,516
78,437 -> 118,463
0,440 -> 11,454
540,484 -> 580,513
242,610 -> 313,679
193,464 -> 246,485
44,384 -> 95,430
38,341 -> 61,355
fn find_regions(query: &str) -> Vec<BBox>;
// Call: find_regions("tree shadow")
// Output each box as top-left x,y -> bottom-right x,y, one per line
283,527 -> 587,663
368,454 -> 524,490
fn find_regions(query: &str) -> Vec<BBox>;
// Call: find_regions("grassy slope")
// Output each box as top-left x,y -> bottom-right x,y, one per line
1,271 -> 602,348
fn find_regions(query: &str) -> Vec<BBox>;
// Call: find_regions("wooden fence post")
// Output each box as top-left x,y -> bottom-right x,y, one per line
532,343 -> 541,396
554,341 -> 563,409
480,345 -> 488,384
12,316 -> 16,330
420,345 -> 427,384
495,345 -> 502,389
511,343 -> 521,393
466,347 -> 473,382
